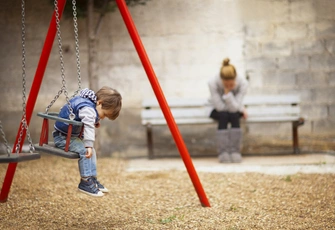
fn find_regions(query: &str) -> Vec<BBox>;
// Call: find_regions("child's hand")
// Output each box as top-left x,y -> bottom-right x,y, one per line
85,147 -> 93,158
95,122 -> 101,128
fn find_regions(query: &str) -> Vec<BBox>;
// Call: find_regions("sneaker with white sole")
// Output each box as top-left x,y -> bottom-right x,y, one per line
92,177 -> 109,193
78,177 -> 104,197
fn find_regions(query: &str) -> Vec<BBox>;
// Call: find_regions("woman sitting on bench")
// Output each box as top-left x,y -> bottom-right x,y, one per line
208,58 -> 248,163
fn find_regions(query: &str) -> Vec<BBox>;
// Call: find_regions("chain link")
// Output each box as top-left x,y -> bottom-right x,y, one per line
0,121 -> 12,155
16,0 -> 26,153
71,0 -> 82,98
46,0 -> 75,120
15,0 -> 35,154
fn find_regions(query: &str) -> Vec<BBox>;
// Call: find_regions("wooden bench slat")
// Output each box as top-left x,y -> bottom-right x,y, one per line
142,95 -> 300,108
246,116 -> 301,122
243,95 -> 300,105
142,116 -> 301,126
247,106 -> 300,116
142,106 -> 300,120
142,98 -> 208,108
142,118 -> 214,125
141,108 -> 209,119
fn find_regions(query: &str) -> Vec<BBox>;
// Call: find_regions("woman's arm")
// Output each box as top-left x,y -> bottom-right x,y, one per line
208,77 -> 226,111
223,77 -> 248,112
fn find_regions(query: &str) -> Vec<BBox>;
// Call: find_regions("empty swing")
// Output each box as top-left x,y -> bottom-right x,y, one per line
0,0 -> 40,163
0,120 -> 40,163
34,0 -> 82,159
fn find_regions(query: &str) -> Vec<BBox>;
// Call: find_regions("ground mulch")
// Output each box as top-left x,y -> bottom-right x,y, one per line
0,155 -> 334,229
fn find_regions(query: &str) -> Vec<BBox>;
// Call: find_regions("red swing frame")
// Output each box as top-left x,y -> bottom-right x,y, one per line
0,0 -> 210,207
39,116 -> 74,152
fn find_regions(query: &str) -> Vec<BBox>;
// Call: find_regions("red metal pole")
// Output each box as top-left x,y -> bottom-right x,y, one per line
0,0 -> 67,203
115,0 -> 210,207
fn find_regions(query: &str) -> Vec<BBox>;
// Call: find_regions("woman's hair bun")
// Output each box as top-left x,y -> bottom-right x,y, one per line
223,58 -> 230,66
220,57 -> 236,79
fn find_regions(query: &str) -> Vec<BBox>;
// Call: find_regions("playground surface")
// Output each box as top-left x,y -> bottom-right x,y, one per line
1,153 -> 334,229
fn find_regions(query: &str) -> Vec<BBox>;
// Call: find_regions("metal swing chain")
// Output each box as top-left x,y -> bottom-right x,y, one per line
16,0 -> 35,154
0,120 -> 12,155
46,0 -> 75,120
45,0 -> 65,114
71,0 -> 82,98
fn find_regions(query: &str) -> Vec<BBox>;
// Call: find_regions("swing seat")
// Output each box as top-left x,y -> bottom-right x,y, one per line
34,143 -> 79,159
36,112 -> 82,159
0,152 -> 40,163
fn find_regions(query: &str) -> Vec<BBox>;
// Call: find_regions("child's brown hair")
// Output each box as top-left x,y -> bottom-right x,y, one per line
220,58 -> 236,80
96,86 -> 122,120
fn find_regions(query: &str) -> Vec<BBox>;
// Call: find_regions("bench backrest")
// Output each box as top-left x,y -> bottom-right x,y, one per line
141,95 -> 301,125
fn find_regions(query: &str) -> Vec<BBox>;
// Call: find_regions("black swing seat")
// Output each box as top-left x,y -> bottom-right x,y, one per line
36,112 -> 82,159
34,143 -> 79,159
0,152 -> 40,163
37,112 -> 83,125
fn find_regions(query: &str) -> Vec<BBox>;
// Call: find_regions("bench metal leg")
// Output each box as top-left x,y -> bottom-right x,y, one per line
292,121 -> 299,154
146,124 -> 154,159
292,118 -> 305,154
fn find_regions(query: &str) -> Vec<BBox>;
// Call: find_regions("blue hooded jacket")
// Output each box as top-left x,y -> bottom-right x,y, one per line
54,96 -> 99,136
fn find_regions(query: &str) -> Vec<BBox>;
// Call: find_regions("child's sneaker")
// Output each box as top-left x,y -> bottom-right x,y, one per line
92,177 -> 109,193
78,177 -> 104,197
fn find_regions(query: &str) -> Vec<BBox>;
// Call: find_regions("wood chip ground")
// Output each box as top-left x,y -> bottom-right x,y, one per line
1,156 -> 334,229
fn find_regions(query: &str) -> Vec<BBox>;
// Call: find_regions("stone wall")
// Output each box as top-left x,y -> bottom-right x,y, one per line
0,0 -> 334,156
242,0 -> 335,135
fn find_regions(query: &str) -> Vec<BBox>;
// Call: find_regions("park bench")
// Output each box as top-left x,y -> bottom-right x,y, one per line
141,95 -> 305,159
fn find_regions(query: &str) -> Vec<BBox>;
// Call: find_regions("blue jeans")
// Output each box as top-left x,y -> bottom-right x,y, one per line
53,133 -> 97,178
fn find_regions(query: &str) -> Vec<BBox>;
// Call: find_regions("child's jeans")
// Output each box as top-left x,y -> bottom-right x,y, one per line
53,131 -> 97,178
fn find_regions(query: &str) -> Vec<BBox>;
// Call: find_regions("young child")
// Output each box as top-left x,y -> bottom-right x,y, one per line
53,86 -> 122,197
208,58 -> 248,163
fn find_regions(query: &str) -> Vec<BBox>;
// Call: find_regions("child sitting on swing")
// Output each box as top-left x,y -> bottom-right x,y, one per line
53,86 -> 122,197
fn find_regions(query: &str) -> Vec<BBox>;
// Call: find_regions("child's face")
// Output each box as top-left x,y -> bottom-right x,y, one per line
96,102 -> 114,120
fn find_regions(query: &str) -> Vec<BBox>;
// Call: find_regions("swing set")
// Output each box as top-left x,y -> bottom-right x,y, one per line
0,0 -> 211,207
0,0 -> 40,164
35,0 -> 84,159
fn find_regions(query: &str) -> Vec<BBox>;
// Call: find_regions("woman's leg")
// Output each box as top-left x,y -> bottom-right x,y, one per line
229,112 -> 241,128
210,110 -> 229,130
210,110 -> 230,163
227,112 -> 243,163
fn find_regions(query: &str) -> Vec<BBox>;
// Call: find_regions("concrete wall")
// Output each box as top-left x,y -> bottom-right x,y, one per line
0,0 -> 334,156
